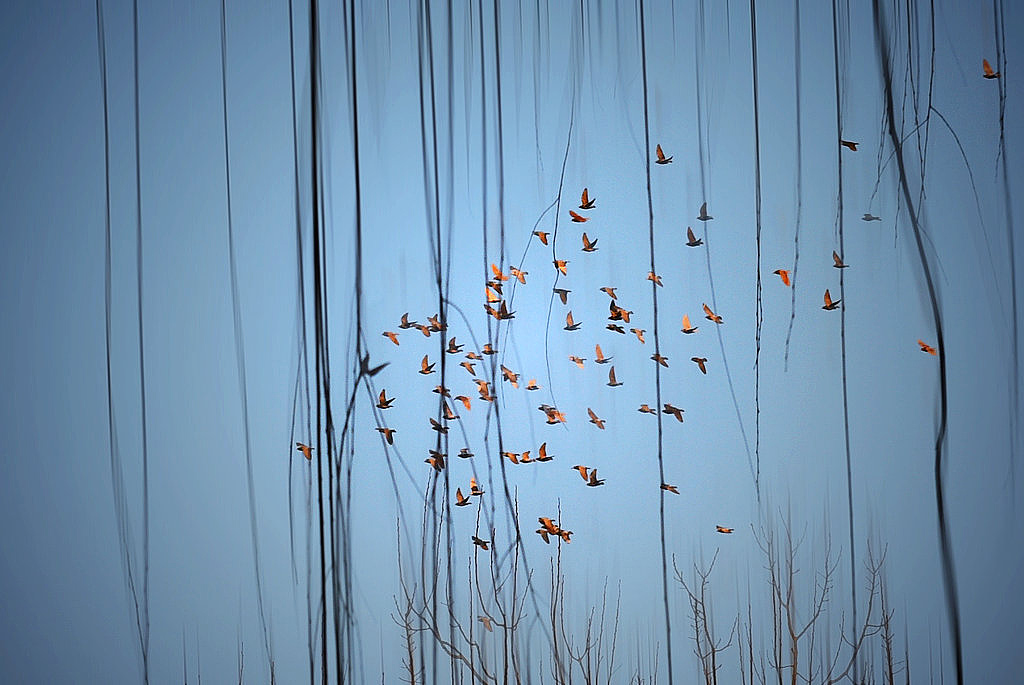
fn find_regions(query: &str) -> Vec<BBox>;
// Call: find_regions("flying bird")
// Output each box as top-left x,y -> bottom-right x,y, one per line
655,144 -> 673,164
697,202 -> 713,221
606,323 -> 626,334
832,251 -> 848,268
663,403 -> 685,422
716,526 -> 734,534
536,528 -> 551,544
536,443 -> 553,461
399,313 -> 417,329
455,488 -> 471,507
509,267 -> 528,284
419,355 -> 436,374
572,464 -> 589,481
647,271 -> 663,287
607,366 -> 623,387
579,187 -> 596,209
466,351 -> 483,360
773,269 -> 791,286
472,536 -> 490,550
460,361 -> 476,376
918,339 -> 938,355
702,303 -> 723,324
983,58 -> 1000,79
586,469 -> 605,487
485,286 -> 501,303
631,328 -> 646,343
587,408 -> 606,429
534,230 -> 549,245
594,344 -> 611,364
553,287 -> 570,304
519,451 -> 533,464
415,324 -> 432,337
447,337 -> 464,354
482,343 -> 498,355
478,615 -> 493,631
686,226 -> 703,247
600,286 -> 618,299
569,355 -> 586,369
691,357 -> 708,374
470,476 -> 484,494
376,389 -> 395,409
661,483 -> 679,494
650,353 -> 669,367
569,210 -> 588,223
564,311 -> 582,331
638,404 -> 656,415
553,259 -> 569,276
382,331 -> 399,345
840,140 -> 859,151
360,354 -> 388,377
296,442 -> 313,460
862,213 -> 881,221
459,448 -> 475,459
525,379 -> 541,391
375,427 -> 396,444
581,232 -> 598,252
500,364 -> 520,387
427,314 -> 445,331
429,418 -> 448,434
491,263 -> 510,281
502,451 -> 520,464
681,314 -> 698,334
822,289 -> 841,310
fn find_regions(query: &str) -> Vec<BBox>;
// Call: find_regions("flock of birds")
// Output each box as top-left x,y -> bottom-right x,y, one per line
286,59 -> 1006,555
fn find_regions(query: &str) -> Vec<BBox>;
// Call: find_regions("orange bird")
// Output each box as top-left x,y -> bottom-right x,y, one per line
647,271 -> 663,287
661,483 -> 680,494
564,311 -> 582,331
983,58 -> 1000,79
569,355 -> 586,369
478,615 -> 493,631
840,140 -> 859,151
703,303 -> 723,324
536,528 -> 551,544
447,337 -> 464,354
470,477 -> 484,495
485,286 -> 501,303
500,364 -> 520,388
572,464 -> 590,481
716,526 -> 734,534
519,451 -> 533,464
607,366 -> 623,387
382,331 -> 399,345
399,312 -> 417,329
539,516 -> 560,534
606,323 -> 626,334
586,469 -> 605,487
587,408 -> 605,429
600,286 -> 618,299
569,210 -> 588,223
579,187 -> 596,209
491,263 -> 510,281
663,403 -> 685,423
650,353 -> 669,367
419,355 -> 436,374
594,344 -> 612,364
918,339 -> 938,356
822,289 -> 841,311
581,232 -> 598,252
681,314 -> 698,334
466,351 -> 483,360
638,404 -> 656,415
455,488 -> 471,507
375,427 -> 396,445
415,324 -> 432,337
773,269 -> 791,286
482,343 -> 498,355
460,360 -> 476,376
536,443 -> 553,462
686,226 -> 703,247
553,259 -> 569,276
454,395 -> 472,411
429,418 -> 448,434
655,144 -> 673,164
509,267 -> 527,284
534,230 -> 550,245
631,328 -> 646,343
542,406 -> 567,424
502,451 -> 519,464
296,442 -> 313,460
832,251 -> 848,268
472,536 -> 490,550
553,287 -> 570,304
692,357 -> 708,374
376,389 -> 395,409
525,379 -> 541,391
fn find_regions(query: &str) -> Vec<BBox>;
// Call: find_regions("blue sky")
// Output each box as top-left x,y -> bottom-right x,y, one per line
1,0 -> 1022,682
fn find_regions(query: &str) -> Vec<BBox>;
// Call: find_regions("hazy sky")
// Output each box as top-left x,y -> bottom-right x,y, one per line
1,0 -> 1022,682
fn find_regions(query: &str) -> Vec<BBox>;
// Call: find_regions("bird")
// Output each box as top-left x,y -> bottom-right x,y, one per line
487,279 -> 504,295
376,389 -> 395,409
579,187 -> 596,210
460,361 -> 476,376
435,387 -> 453,399
491,263 -> 510,281
470,476 -> 484,494
472,536 -> 490,550
399,313 -> 417,329
983,58 -> 1000,79
663,403 -> 685,422
681,314 -> 698,334
773,269 -> 791,286
647,271 -> 663,287
519,451 -> 533,464
542,406 -> 567,424
459,448 -> 475,459
525,379 -> 541,391
427,314 -> 445,331
553,287 -> 570,304
697,202 -> 713,221
478,615 -> 493,631
606,323 -> 626,334
581,232 -> 598,252
600,286 -> 618,299
702,303 -> 723,324
482,343 -> 498,355
631,328 -> 646,343
655,144 -> 673,164
419,355 -> 436,374
607,366 -> 623,387
430,418 -> 448,434
832,251 -> 848,268
502,451 -> 520,464
822,289 -> 841,310
650,353 -> 669,367
485,286 -> 501,304
638,404 -> 656,415
447,337 -> 464,354
661,483 -> 679,494
609,301 -> 633,323
691,357 -> 708,374
686,226 -> 703,247
586,469 -> 605,487
569,355 -> 586,369
558,529 -> 573,543
534,230 -> 550,245
375,427 -> 396,445
443,402 -> 459,421
536,528 -> 550,544
862,212 -> 881,221
594,344 -> 611,364
495,301 -> 515,320
382,331 -> 399,345
918,339 -> 937,355
553,259 -> 569,276
360,354 -> 388,377
716,526 -> 734,534
466,351 -> 483,361
414,323 -> 432,337
500,364 -> 520,387
536,443 -> 553,462
569,210 -> 588,223
840,140 -> 859,151
572,465 -> 589,481
425,455 -> 445,472
296,442 -> 313,460
538,516 -> 560,534
564,311 -> 582,331
455,488 -> 471,507
509,267 -> 528,284
587,408 -> 606,429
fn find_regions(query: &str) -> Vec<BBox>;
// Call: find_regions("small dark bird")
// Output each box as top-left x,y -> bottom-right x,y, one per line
862,213 -> 881,222
691,357 -> 708,374
661,483 -> 679,494
686,226 -> 703,247
579,187 -> 596,210
840,140 -> 859,151
472,536 -> 490,550
296,442 -> 313,460
832,251 -> 848,269
822,289 -> 841,311
655,144 -> 673,164
697,202 -> 713,221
